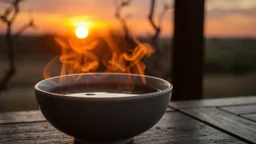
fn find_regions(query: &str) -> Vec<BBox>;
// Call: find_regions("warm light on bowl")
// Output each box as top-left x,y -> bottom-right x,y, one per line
75,26 -> 89,39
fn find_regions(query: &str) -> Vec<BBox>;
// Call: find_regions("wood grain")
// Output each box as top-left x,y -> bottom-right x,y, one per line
0,109 -> 174,124
170,96 -> 256,109
0,111 -> 45,124
182,107 -> 256,143
220,104 -> 256,115
0,112 -> 244,144
242,114 -> 256,122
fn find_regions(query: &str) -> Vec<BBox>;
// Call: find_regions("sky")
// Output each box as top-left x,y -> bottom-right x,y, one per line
0,0 -> 256,37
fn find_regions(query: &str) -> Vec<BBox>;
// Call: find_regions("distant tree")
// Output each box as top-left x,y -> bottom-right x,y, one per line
115,0 -> 132,43
115,0 -> 172,50
114,0 -> 172,78
0,0 -> 36,94
146,0 -> 172,78
148,0 -> 172,50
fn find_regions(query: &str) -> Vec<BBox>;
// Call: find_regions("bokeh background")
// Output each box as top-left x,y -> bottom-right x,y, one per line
0,0 -> 256,112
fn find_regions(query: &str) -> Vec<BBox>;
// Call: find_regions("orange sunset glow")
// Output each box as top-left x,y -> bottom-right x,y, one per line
0,0 -> 255,37
75,26 -> 89,39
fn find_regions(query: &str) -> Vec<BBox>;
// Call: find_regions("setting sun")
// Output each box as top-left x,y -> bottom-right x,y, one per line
75,26 -> 89,39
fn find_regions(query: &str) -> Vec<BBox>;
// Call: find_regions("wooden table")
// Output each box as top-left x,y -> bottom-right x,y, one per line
0,96 -> 256,144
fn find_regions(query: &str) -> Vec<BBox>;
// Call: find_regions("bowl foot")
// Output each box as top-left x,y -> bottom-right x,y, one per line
74,138 -> 134,144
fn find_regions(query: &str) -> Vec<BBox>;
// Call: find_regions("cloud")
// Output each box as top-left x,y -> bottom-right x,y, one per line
207,0 -> 256,10
207,0 -> 256,18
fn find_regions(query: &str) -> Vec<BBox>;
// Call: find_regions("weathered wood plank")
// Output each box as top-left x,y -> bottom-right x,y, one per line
182,107 -> 256,143
0,131 -> 71,143
0,112 -> 244,144
170,96 -> 256,109
242,114 -> 256,122
166,102 -> 175,112
0,122 -> 55,134
166,107 -> 173,112
220,104 -> 256,115
0,109 -> 174,125
0,140 -> 71,144
166,105 -> 174,112
135,112 -> 244,144
0,111 -> 45,124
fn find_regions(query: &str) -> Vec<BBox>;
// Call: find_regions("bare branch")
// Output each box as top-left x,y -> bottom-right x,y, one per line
0,15 -> 8,23
0,5 -> 13,23
3,6 -> 12,16
158,2 -> 172,27
115,0 -> 131,42
14,23 -> 32,40
14,11 -> 36,40
145,0 -> 173,78
12,0 -> 26,6
0,0 -> 34,94
148,0 -> 160,49
148,0 -> 172,50
148,0 -> 159,32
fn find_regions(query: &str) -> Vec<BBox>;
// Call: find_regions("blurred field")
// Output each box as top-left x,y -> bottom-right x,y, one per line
205,38 -> 256,74
0,35 -> 256,112
204,73 -> 256,98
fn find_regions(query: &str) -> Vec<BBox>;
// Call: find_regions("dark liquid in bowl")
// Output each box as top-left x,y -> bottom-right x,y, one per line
51,83 -> 159,97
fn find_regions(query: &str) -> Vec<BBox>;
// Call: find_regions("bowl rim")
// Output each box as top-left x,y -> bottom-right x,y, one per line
34,73 -> 173,100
